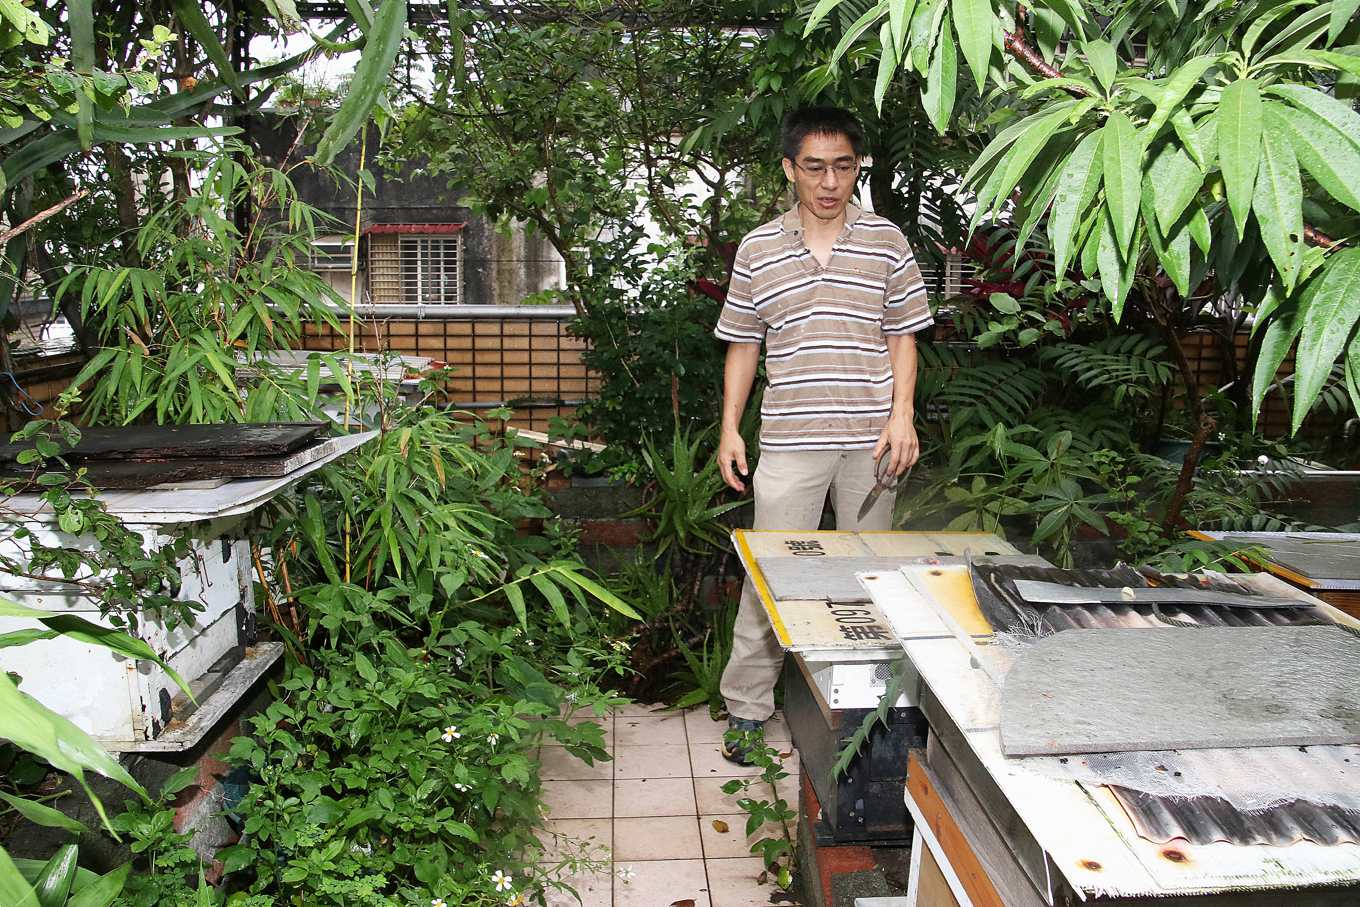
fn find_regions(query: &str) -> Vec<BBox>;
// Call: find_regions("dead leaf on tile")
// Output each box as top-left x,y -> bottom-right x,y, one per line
711,819 -> 730,833
757,869 -> 769,885
670,900 -> 696,907
778,750 -> 793,759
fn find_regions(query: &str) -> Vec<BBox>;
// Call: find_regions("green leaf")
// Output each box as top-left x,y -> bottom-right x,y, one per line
528,572 -> 570,629
1252,289 -> 1304,427
169,1 -> 238,88
0,793 -> 86,836
1146,141 -> 1203,234
921,23 -> 957,132
314,0 -> 407,167
1100,110 -> 1142,255
1218,79 -> 1263,238
1144,55 -> 1215,140
65,863 -> 129,907
874,23 -> 899,112
829,1 -> 889,65
889,0 -> 917,55
951,0 -> 994,90
1345,336 -> 1360,417
1292,248 -> 1360,433
1048,129 -> 1102,280
1332,0 -> 1360,43
31,843 -> 77,907
1082,39 -> 1116,92
804,0 -> 847,35
40,615 -> 193,701
1188,204 -> 1211,255
555,567 -> 642,620
1252,113 -> 1304,292
1267,89 -> 1360,212
986,107 -> 1072,222
0,846 -> 37,907
504,581 -> 527,628
0,598 -> 56,619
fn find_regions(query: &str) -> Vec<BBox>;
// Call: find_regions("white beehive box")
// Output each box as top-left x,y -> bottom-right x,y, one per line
0,431 -> 376,750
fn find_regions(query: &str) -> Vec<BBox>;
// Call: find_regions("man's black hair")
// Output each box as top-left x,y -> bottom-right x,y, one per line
781,106 -> 865,161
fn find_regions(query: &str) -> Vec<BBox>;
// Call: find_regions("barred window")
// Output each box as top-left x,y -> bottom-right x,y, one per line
400,235 -> 463,304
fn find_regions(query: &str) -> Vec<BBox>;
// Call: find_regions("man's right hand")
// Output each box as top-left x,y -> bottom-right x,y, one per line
717,427 -> 749,493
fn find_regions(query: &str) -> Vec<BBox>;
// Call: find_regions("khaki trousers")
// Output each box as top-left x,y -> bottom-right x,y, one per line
720,448 -> 895,721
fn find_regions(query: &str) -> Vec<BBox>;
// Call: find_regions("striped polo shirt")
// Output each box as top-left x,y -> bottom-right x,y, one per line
714,203 -> 933,451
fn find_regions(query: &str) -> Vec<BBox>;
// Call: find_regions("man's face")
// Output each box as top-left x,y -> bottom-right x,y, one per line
782,131 -> 860,224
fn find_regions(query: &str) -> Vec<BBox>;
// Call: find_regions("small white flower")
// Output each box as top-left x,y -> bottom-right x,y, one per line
491,869 -> 513,892
1257,454 -> 1270,467
488,733 -> 500,747
616,866 -> 635,882
453,782 -> 470,792
432,899 -> 447,907
442,725 -> 461,742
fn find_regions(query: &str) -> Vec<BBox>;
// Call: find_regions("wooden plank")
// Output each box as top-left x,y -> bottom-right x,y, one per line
907,750 -> 1004,907
917,838 -> 963,907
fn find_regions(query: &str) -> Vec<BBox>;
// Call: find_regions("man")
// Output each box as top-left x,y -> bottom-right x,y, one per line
712,106 -> 932,763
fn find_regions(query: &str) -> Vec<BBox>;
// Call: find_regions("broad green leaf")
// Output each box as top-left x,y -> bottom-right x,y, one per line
265,0 -> 303,32
1097,211 -> 1127,318
0,846 -> 37,907
1257,3 -> 1331,56
65,863 -> 128,907
67,0 -> 94,150
1048,129 -> 1103,280
1346,338 -> 1360,417
1142,184 -> 1190,296
961,100 -> 1074,189
169,1 -> 238,88
1146,141 -> 1203,233
922,23 -> 957,132
0,792 -> 86,836
1034,0 -> 1086,37
1251,290 -> 1303,426
1171,108 -> 1211,170
1268,83 -> 1360,152
874,23 -> 899,112
1293,248 -> 1360,433
889,0 -> 918,55
0,598 -> 56,618
1252,113 -> 1304,292
829,1 -> 889,65
0,671 -> 145,834
1244,0 -> 1314,58
314,0 -> 407,167
1332,0 -> 1360,43
1082,39 -> 1116,92
1270,102 -> 1360,213
991,107 -> 1072,215
528,572 -> 570,629
952,0 -> 994,89
556,567 -> 642,620
1101,110 -> 1142,255
1033,5 -> 1066,61
31,843 -> 77,907
503,580 -> 527,628
1144,54 -> 1215,140
1188,204 -> 1211,255
1218,79 -> 1263,238
344,0 -> 376,32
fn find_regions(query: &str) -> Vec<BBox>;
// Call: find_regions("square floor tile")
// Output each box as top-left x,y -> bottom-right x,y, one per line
614,777 -> 697,818
614,859 -> 710,907
538,863 -> 612,907
705,857 -> 782,907
694,776 -> 766,815
613,701 -> 668,717
616,713 -> 687,746
702,814 -> 772,859
540,745 -> 614,781
614,744 -> 692,779
689,740 -> 762,779
763,712 -> 791,742
684,707 -> 729,743
614,815 -> 703,860
536,818 -> 611,863
542,779 -> 613,819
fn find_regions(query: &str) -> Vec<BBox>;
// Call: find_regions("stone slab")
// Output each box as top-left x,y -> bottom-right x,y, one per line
760,557 -> 925,602
1000,626 -> 1360,756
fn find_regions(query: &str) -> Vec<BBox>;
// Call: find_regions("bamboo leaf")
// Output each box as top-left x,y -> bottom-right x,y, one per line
314,0 -> 408,167
1101,110 -> 1142,255
65,864 -> 129,907
1218,79 -> 1263,238
921,22 -> 957,132
503,580 -> 527,629
1047,129 -> 1102,280
0,846 -> 37,907
555,567 -> 642,620
528,572 -> 571,629
1252,112 -> 1304,293
951,0 -> 994,89
1293,248 -> 1360,432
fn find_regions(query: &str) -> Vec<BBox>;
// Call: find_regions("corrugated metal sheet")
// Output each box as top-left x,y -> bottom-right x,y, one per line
976,563 -> 1354,847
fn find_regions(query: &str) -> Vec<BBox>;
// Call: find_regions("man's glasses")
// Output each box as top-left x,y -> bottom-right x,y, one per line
794,160 -> 859,179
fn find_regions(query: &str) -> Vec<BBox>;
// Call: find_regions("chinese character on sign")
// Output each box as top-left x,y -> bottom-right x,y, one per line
838,624 -> 892,642
785,539 -> 826,557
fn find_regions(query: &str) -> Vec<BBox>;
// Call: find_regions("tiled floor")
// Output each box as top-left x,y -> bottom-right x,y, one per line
536,705 -> 801,907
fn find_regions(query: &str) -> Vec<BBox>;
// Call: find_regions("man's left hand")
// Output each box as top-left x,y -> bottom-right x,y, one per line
872,415 -> 919,477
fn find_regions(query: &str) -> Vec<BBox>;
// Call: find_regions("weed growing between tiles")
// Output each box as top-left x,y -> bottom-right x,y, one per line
721,729 -> 798,891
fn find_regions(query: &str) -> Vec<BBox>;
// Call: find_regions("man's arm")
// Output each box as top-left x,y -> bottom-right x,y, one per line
717,342 -> 760,493
872,332 -> 919,477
